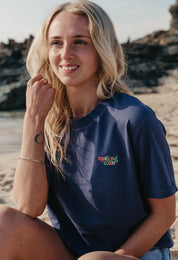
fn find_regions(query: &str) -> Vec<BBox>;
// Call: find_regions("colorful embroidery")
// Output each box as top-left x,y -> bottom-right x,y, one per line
98,155 -> 118,166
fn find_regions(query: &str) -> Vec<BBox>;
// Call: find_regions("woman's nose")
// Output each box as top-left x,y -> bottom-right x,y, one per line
60,44 -> 74,60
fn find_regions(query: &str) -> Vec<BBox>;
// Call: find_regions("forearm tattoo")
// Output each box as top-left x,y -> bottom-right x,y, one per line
34,133 -> 44,145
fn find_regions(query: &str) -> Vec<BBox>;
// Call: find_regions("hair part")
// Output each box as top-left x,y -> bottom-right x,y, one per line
26,0 -> 129,174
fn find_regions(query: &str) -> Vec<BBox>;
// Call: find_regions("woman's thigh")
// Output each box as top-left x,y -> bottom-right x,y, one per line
0,206 -> 75,260
141,247 -> 172,260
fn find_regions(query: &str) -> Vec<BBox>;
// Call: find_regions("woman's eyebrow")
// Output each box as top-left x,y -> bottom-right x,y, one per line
49,35 -> 90,40
72,35 -> 90,38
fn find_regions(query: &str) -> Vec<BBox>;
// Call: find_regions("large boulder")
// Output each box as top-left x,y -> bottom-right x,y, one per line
0,36 -> 32,110
0,81 -> 27,110
122,43 -> 178,93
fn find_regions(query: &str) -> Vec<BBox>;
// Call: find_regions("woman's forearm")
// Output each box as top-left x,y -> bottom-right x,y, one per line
13,75 -> 56,218
13,112 -> 48,218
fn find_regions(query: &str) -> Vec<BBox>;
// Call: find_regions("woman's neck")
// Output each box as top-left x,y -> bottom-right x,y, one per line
66,86 -> 99,119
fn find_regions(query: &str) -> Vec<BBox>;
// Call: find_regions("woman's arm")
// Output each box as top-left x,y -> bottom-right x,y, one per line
13,74 -> 56,218
115,194 -> 176,258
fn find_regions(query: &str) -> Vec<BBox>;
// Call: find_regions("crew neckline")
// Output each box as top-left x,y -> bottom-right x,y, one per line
70,100 -> 108,129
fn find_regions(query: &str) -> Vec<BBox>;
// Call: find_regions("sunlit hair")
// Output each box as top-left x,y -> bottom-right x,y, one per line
26,0 -> 129,172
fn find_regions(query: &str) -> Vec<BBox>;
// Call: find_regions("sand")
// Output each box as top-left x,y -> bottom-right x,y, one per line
0,87 -> 178,257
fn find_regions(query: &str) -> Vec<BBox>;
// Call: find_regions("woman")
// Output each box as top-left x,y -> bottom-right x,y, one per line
0,0 -> 177,259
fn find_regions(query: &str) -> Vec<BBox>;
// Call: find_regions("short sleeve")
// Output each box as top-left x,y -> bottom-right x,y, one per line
134,115 -> 177,198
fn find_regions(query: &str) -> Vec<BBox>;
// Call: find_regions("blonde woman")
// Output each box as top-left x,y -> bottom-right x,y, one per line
0,1 -> 176,259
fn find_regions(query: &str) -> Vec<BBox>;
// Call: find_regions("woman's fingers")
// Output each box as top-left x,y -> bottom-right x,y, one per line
41,78 -> 48,85
27,74 -> 43,87
27,74 -> 48,86
26,75 -> 56,118
28,76 -> 49,89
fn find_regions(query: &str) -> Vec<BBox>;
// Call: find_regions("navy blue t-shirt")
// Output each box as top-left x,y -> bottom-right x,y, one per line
45,93 -> 177,256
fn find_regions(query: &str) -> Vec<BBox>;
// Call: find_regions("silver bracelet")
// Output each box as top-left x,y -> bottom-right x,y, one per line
19,156 -> 45,164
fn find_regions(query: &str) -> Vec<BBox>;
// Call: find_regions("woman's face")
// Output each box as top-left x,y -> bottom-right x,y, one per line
48,11 -> 100,90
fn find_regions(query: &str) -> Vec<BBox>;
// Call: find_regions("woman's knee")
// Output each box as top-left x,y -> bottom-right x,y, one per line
0,205 -> 31,235
0,206 -> 21,258
78,251 -> 107,260
78,251 -> 140,260
0,205 -> 13,215
78,251 -> 121,260
0,205 -> 16,225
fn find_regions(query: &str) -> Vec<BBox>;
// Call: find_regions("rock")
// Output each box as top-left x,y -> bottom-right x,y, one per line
0,36 -> 32,110
170,0 -> 178,34
0,81 -> 27,110
121,0 -> 178,93
159,69 -> 178,90
122,43 -> 178,93
160,33 -> 178,45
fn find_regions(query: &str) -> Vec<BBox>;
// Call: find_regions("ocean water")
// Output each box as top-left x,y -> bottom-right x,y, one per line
0,111 -> 24,154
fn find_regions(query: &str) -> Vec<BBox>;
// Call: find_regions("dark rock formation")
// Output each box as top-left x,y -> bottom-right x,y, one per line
0,35 -> 33,110
122,43 -> 178,93
122,0 -> 178,93
170,0 -> 178,33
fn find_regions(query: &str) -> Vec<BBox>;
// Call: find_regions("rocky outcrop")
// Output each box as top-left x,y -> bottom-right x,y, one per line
122,0 -> 178,93
0,36 -> 33,110
170,0 -> 178,33
123,43 -> 178,93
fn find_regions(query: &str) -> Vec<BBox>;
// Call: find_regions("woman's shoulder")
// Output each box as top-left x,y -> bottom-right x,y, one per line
104,92 -> 156,124
103,92 -> 165,142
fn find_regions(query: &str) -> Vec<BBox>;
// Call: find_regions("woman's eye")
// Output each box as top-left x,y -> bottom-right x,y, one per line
74,40 -> 87,45
51,41 -> 63,46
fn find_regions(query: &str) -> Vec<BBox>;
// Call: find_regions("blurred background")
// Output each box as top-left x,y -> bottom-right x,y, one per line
0,0 -> 173,43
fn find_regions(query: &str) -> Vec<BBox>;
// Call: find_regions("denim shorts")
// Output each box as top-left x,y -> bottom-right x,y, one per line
141,247 -> 172,260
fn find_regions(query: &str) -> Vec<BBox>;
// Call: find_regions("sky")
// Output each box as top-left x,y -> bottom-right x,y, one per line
0,0 -> 175,44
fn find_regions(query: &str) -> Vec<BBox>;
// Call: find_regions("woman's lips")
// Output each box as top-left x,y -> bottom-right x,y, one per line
60,65 -> 80,72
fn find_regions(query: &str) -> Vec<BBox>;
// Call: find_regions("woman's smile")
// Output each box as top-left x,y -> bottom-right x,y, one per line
59,64 -> 80,73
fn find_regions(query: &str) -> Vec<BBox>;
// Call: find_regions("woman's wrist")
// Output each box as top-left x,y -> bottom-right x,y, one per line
24,110 -> 45,129
21,112 -> 45,153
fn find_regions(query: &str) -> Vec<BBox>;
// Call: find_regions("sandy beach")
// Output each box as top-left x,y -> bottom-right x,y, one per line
0,88 -> 178,256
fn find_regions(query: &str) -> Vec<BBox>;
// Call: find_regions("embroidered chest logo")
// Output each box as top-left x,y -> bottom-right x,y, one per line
98,155 -> 119,166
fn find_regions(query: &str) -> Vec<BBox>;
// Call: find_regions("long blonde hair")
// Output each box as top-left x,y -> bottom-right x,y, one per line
26,0 -> 129,171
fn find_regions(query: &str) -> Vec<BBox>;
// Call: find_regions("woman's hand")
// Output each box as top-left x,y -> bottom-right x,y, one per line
26,74 -> 56,120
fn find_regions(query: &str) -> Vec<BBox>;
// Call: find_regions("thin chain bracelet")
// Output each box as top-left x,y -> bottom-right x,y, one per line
19,156 -> 45,164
